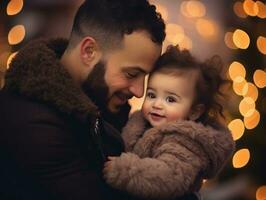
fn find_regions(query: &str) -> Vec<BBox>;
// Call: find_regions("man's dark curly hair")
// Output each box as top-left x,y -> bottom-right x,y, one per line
68,0 -> 165,50
152,45 -> 229,125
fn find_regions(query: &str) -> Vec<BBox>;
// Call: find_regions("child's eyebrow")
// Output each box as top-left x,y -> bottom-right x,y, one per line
166,91 -> 181,98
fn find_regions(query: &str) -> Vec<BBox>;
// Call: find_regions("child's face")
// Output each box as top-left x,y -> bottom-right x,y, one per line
142,70 -> 198,127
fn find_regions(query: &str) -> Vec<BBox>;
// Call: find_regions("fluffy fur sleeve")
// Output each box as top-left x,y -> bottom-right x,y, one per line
103,151 -> 193,199
121,111 -> 147,152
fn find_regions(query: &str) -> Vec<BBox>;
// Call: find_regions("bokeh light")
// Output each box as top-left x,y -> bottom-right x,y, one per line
185,0 -> 206,18
233,76 -> 247,95
165,23 -> 185,44
243,82 -> 258,101
243,0 -> 259,16
196,18 -> 217,38
7,0 -> 23,16
256,1 -> 266,19
233,1 -> 248,18
8,25 -> 26,45
224,32 -> 238,49
7,52 -> 18,69
228,119 -> 245,141
253,69 -> 266,88
233,29 -> 250,49
257,36 -> 266,55
228,61 -> 246,80
244,109 -> 260,130
178,35 -> 193,50
239,97 -> 256,117
233,148 -> 250,168
256,185 -> 266,200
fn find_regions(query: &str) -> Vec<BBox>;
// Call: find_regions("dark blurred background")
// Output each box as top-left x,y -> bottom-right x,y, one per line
0,0 -> 265,199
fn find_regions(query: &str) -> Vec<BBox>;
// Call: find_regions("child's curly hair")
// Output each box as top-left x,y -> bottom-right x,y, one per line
152,45 -> 229,124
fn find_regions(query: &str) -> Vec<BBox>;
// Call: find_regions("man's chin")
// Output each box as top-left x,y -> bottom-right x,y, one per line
107,104 -> 121,114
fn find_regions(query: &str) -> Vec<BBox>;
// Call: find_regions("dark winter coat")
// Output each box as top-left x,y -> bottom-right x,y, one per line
104,111 -> 235,200
0,38 -> 129,200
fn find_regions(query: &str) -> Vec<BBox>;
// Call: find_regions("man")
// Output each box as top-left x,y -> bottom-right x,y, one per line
0,0 -> 165,199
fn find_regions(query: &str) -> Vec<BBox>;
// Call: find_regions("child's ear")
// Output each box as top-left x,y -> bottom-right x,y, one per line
188,104 -> 205,121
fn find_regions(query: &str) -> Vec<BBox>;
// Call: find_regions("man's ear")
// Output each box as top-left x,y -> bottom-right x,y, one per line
188,104 -> 205,121
80,37 -> 101,66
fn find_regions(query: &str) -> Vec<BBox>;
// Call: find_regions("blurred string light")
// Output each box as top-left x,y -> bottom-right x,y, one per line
233,76 -> 247,96
243,82 -> 258,101
224,32 -> 238,49
7,52 -> 18,69
6,0 -> 25,71
232,29 -> 250,49
244,109 -> 260,130
239,97 -> 256,117
233,1 -> 248,18
229,61 -> 246,80
165,23 -> 185,44
178,35 -> 192,50
256,1 -> 266,19
196,18 -> 217,38
253,69 -> 266,88
243,0 -> 259,16
8,25 -> 25,45
232,148 -> 250,168
228,119 -> 245,141
256,185 -> 266,200
6,0 -> 23,16
257,36 -> 266,55
180,0 -> 206,18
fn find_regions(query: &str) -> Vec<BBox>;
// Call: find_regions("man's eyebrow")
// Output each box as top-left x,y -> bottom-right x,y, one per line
124,67 -> 149,74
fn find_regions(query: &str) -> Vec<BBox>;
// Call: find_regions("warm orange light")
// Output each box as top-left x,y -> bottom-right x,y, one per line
196,19 -> 217,38
233,76 -> 247,95
256,185 -> 266,200
186,0 -> 206,18
154,3 -> 169,21
178,35 -> 192,50
243,0 -> 259,16
239,97 -> 256,117
253,69 -> 266,88
233,1 -> 248,18
224,32 -> 238,49
7,52 -> 18,69
228,61 -> 246,80
8,25 -> 26,45
165,23 -> 185,44
232,148 -> 250,168
180,1 -> 189,18
244,109 -> 260,130
233,29 -> 250,49
257,36 -> 266,55
256,1 -> 266,19
228,119 -> 245,141
7,0 -> 23,16
243,82 -> 258,101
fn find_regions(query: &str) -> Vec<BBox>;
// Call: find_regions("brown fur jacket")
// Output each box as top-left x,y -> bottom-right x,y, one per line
104,111 -> 235,199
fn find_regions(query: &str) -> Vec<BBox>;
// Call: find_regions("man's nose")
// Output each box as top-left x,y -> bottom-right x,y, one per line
129,79 -> 144,98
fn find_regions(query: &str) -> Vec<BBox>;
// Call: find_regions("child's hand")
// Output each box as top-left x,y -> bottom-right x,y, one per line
103,156 -> 117,179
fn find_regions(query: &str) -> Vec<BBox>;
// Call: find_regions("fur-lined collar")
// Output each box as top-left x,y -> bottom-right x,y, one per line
4,38 -> 99,122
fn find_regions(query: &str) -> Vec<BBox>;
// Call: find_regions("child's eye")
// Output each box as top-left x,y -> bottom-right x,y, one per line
146,92 -> 156,99
166,96 -> 176,103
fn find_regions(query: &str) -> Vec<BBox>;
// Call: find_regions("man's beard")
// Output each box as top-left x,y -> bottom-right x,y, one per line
82,61 -> 109,113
